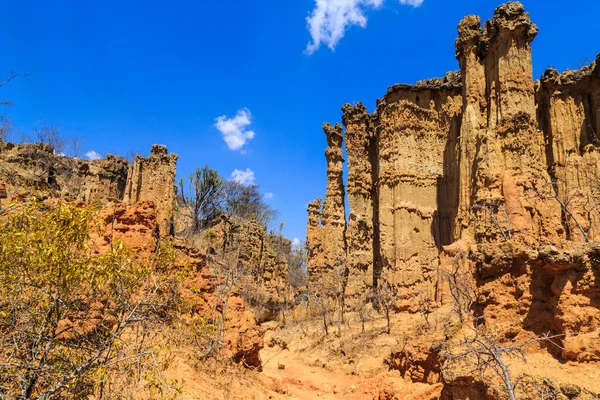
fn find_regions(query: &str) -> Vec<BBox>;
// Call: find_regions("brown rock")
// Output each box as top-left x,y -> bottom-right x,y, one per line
306,123 -> 347,286
124,144 -> 178,237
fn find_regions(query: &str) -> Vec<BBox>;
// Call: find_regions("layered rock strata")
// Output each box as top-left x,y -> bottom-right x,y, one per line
0,141 -> 179,239
124,144 -> 178,236
0,141 -> 128,203
306,1 -> 600,323
306,123 -> 347,286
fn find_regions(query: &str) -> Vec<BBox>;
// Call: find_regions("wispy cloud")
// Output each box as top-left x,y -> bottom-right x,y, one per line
85,150 -> 102,160
231,168 -> 255,185
292,238 -> 303,250
264,192 -> 274,200
398,0 -> 423,6
305,0 -> 423,54
214,108 -> 256,151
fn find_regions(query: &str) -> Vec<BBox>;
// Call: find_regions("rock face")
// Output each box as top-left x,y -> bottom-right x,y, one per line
0,141 -> 128,203
306,123 -> 347,286
306,2 -> 600,382
208,215 -> 290,321
342,104 -> 376,296
124,144 -> 178,236
0,141 -> 179,239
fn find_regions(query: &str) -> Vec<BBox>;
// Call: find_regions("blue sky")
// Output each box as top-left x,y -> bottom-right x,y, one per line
1,0 -> 599,243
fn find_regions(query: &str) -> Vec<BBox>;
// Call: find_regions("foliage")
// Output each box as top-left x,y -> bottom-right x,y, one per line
223,180 -> 278,228
0,200 -> 182,399
178,166 -> 226,233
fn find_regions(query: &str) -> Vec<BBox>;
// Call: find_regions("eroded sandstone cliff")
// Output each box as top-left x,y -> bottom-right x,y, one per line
124,144 -> 178,236
307,2 -> 600,396
0,141 -> 179,240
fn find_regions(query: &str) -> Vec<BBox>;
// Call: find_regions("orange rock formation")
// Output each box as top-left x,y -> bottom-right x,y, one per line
307,1 -> 600,381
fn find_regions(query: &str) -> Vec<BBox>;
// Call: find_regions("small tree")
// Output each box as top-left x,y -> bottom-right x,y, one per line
224,181 -> 278,228
445,253 -> 475,325
352,291 -> 374,334
281,240 -> 307,326
33,120 -> 67,155
1,71 -> 28,142
373,280 -> 397,335
445,321 -> 563,400
178,166 -> 225,233
529,174 -> 590,242
0,200 -> 182,399
471,200 -> 513,242
418,291 -> 434,329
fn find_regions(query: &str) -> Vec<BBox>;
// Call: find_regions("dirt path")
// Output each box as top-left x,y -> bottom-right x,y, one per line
260,347 -> 442,400
261,346 -> 364,399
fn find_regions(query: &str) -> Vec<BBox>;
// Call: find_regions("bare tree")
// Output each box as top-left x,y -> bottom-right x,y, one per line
1,71 -> 28,142
280,239 -> 307,327
418,291 -> 434,329
471,200 -> 513,242
445,254 -> 475,325
529,175 -> 590,242
224,181 -> 278,228
308,282 -> 335,336
445,321 -> 563,400
351,291 -> 373,334
372,280 -> 398,335
33,120 -> 67,155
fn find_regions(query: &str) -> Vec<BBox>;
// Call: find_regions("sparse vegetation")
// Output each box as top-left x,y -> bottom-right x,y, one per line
177,165 -> 226,233
0,200 -> 183,399
223,180 -> 278,228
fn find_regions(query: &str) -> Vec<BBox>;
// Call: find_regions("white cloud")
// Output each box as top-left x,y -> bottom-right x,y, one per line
292,238 -> 303,250
398,0 -> 423,5
214,108 -> 256,151
264,192 -> 274,200
85,150 -> 102,160
305,0 -> 423,54
231,168 -> 255,185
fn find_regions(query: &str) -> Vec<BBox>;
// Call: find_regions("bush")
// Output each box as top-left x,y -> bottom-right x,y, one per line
0,200 -> 182,399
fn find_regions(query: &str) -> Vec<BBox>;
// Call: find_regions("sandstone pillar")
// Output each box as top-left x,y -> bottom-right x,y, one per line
469,2 -> 562,244
342,103 -> 376,294
455,15 -> 485,243
305,198 -> 323,284
320,123 -> 347,267
124,144 -> 178,237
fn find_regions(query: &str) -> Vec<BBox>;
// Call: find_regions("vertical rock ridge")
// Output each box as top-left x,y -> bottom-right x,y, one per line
124,144 -> 178,237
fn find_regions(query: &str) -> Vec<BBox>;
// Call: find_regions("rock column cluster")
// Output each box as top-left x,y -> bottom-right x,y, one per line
306,1 -> 600,306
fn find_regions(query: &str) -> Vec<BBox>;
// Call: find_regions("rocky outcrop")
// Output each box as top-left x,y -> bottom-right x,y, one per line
305,124 -> 347,286
307,1 -> 600,294
124,144 -> 178,236
306,5 -> 600,393
537,56 -> 600,242
375,78 -> 462,309
342,104 -> 376,296
0,141 -> 128,203
0,142 -> 179,238
208,215 -> 290,321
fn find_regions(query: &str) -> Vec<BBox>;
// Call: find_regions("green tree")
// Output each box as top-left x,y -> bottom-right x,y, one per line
224,180 -> 278,228
178,166 -> 225,233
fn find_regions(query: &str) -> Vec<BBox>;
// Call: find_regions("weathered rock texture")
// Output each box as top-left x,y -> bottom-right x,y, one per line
123,144 -> 178,236
0,141 -> 128,203
208,215 -> 291,321
0,141 -> 179,239
307,0 -> 599,294
306,123 -> 347,286
307,2 -> 600,393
